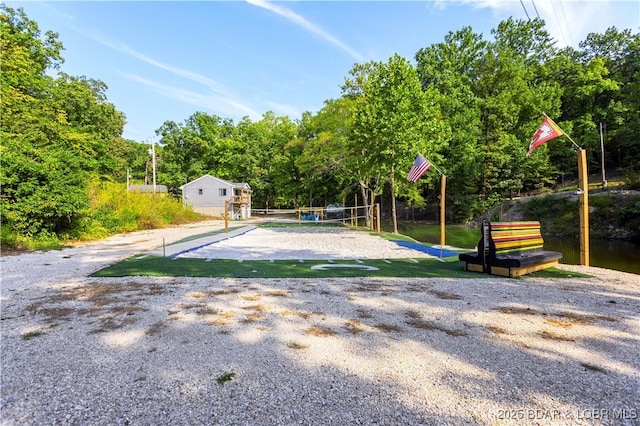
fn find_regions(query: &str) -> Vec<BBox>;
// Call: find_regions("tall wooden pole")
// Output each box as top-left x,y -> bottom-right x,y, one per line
577,149 -> 589,266
440,174 -> 446,252
224,201 -> 229,234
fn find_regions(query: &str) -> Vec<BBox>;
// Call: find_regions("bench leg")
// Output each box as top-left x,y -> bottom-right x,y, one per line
490,260 -> 559,277
465,263 -> 485,273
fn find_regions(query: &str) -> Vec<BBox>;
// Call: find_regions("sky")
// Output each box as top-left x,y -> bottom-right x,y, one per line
8,0 -> 640,142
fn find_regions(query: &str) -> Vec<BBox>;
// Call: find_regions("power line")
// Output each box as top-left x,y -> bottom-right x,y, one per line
550,0 -> 570,47
558,0 -> 575,47
530,0 -> 541,19
520,0 -> 531,21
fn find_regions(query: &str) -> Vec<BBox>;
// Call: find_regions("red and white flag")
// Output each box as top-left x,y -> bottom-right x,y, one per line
407,154 -> 432,182
527,116 -> 564,156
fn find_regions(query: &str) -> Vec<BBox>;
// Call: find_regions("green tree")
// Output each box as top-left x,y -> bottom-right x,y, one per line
343,54 -> 449,233
1,6 -> 124,238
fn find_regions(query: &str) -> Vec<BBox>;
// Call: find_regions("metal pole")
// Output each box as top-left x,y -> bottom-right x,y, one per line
151,137 -> 157,193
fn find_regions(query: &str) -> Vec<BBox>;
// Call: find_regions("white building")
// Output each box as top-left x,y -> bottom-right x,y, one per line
180,175 -> 251,219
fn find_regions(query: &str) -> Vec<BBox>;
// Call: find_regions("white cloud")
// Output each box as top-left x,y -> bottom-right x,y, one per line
121,72 -> 261,120
262,100 -> 303,118
79,29 -> 233,97
246,0 -> 365,61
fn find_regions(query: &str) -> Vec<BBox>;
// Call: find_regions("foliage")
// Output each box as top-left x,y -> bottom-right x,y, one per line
80,182 -> 204,238
1,5 -> 125,241
2,6 -> 639,249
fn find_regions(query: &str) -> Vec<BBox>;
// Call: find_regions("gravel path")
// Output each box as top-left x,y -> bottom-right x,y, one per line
1,220 -> 639,425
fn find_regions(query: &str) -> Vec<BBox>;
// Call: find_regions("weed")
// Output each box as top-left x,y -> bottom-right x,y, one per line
280,309 -> 311,319
287,342 -> 308,350
266,290 -> 290,297
242,304 -> 267,312
241,313 -> 264,323
544,318 -> 573,328
216,371 -> 236,384
305,326 -> 336,337
580,363 -> 607,373
208,312 -> 235,326
146,321 -> 166,336
242,295 -> 261,301
344,319 -> 365,334
539,330 -> 575,342
428,290 -> 462,300
374,323 -> 402,333
22,330 -> 43,340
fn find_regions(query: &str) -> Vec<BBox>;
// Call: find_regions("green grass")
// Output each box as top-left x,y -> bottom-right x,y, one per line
393,222 -> 481,249
90,255 -> 585,279
216,371 -> 236,385
168,226 -> 245,246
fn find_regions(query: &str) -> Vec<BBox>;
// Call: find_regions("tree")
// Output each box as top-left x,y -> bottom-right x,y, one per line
343,54 -> 449,233
416,27 -> 485,221
1,5 -> 124,238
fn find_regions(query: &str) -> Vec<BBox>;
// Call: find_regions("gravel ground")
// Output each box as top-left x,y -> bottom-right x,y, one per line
1,220 -> 639,425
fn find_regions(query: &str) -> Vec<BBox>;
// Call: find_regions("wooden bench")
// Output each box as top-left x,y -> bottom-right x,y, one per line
459,221 -> 562,277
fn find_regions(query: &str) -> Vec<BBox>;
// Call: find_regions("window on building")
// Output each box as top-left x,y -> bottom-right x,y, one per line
219,188 -> 227,196
198,188 -> 203,195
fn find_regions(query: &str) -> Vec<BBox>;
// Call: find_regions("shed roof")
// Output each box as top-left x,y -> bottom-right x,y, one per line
179,174 -> 250,190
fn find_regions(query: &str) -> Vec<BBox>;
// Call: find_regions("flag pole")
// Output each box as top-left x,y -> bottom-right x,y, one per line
539,113 -> 589,266
427,160 -> 447,258
542,112 -> 582,151
439,174 -> 446,258
577,149 -> 590,266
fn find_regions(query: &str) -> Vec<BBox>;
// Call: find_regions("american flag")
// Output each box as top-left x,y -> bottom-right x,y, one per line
407,154 -> 432,182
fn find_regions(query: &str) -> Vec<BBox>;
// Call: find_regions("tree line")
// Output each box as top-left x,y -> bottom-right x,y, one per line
1,5 -> 639,242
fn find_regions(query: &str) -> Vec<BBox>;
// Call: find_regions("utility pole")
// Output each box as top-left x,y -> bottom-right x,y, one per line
600,122 -> 607,188
149,137 -> 157,193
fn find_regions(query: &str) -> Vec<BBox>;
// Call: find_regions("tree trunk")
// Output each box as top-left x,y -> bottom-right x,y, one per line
391,167 -> 398,234
358,181 -> 371,228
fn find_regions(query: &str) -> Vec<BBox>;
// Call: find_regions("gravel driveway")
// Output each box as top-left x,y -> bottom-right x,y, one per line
1,220 -> 639,425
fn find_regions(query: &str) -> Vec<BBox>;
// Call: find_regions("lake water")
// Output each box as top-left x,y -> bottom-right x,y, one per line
543,237 -> 640,275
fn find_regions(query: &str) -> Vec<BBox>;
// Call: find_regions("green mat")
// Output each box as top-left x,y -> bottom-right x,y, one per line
91,256 -> 587,279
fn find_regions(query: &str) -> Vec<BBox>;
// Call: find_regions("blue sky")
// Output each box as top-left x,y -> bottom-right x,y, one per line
9,1 -> 640,142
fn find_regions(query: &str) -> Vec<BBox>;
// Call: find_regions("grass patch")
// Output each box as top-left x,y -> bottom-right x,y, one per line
287,342 -> 309,350
216,371 -> 236,384
21,330 -> 44,340
393,222 -> 481,249
524,268 -> 592,279
168,227 -> 244,246
305,326 -> 336,337
91,256 -> 489,279
92,255 -> 589,279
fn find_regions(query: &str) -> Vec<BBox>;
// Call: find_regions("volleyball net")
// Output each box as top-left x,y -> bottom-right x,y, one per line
250,204 -> 381,231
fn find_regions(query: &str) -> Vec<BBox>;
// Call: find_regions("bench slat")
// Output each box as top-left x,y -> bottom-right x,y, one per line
458,220 -> 562,276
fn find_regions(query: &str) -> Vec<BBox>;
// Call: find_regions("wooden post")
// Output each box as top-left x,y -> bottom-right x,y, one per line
577,149 -> 589,266
440,174 -> 446,253
375,203 -> 381,233
370,191 -> 375,230
224,201 -> 229,234
355,193 -> 358,228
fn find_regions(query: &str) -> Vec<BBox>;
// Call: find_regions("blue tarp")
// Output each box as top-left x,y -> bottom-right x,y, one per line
392,240 -> 459,258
